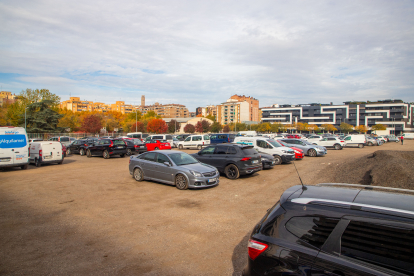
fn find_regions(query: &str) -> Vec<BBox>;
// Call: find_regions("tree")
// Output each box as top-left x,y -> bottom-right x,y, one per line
195,121 -> 203,133
210,122 -> 222,133
339,122 -> 353,134
355,125 -> 368,133
320,124 -> 336,133
184,124 -> 195,133
168,120 -> 180,133
296,122 -> 309,133
58,110 -> 81,132
147,118 -> 167,134
371,124 -> 386,132
130,121 -> 145,132
19,88 -> 61,107
21,100 -> 64,133
223,125 -> 230,132
201,120 -> 211,133
270,123 -> 283,133
307,124 -> 319,133
205,114 -> 216,122
257,123 -> 271,132
81,114 -> 102,133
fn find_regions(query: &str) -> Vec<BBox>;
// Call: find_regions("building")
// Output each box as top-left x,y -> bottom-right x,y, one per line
110,101 -> 135,114
0,91 -> 17,107
261,100 -> 414,135
229,95 -> 259,122
217,101 -> 250,125
60,97 -> 95,112
138,102 -> 189,118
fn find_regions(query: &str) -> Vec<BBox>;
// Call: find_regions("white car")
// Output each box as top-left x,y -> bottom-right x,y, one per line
376,136 -> 387,143
306,135 -> 324,144
312,137 -> 346,150
178,135 -> 210,150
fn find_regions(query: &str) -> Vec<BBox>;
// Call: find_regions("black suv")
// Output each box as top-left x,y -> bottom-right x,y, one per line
243,184 -> 414,276
86,139 -> 127,159
191,143 -> 262,179
67,138 -> 97,156
123,138 -> 147,156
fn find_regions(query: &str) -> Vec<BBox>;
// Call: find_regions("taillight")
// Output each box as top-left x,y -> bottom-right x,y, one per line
109,141 -> 114,147
39,150 -> 42,157
84,144 -> 88,147
241,157 -> 251,161
340,141 -> 344,143
247,239 -> 268,260
228,138 -> 230,142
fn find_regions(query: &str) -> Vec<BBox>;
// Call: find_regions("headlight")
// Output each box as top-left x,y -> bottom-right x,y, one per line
190,170 -> 203,177
294,150 -> 301,154
281,150 -> 288,153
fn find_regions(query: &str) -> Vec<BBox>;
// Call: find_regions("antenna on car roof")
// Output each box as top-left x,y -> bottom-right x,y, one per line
293,161 -> 306,190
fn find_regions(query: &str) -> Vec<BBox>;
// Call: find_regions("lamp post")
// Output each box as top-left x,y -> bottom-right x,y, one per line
24,107 -> 28,131
135,108 -> 138,132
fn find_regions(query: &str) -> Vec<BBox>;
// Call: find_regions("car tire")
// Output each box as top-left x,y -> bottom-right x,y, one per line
175,174 -> 188,190
308,149 -> 317,157
395,140 -> 399,143
133,167 -> 144,181
21,164 -> 28,170
120,154 -> 125,158
273,155 -> 282,165
358,144 -> 364,148
80,148 -> 85,156
179,144 -> 183,149
66,148 -> 71,155
225,164 -> 240,180
87,149 -> 92,158
197,145 -> 202,150
58,158 -> 63,164
368,142 -> 373,146
126,149 -> 132,156
35,158 -> 41,167
334,144 -> 342,150
155,147 -> 159,150
103,150 -> 110,159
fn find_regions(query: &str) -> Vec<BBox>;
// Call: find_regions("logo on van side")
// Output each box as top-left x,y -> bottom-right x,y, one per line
5,131 -> 19,135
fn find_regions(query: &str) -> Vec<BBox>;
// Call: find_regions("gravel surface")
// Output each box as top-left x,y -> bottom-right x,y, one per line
0,140 -> 413,275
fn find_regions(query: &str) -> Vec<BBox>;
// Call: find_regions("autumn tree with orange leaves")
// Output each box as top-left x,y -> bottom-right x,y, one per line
147,118 -> 167,134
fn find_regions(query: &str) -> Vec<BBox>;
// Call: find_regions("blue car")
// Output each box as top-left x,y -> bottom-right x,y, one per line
210,133 -> 236,144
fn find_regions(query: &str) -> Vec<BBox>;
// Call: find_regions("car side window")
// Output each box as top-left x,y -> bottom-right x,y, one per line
200,146 -> 215,155
341,220 -> 414,274
193,136 -> 202,141
328,138 -> 335,141
257,140 -> 267,148
285,217 -> 340,249
153,136 -> 163,140
227,147 -> 237,155
143,152 -> 156,161
321,138 -> 328,141
345,136 -> 351,141
215,146 -> 227,154
166,135 -> 172,140
210,135 -> 217,139
203,135 -> 210,140
184,137 -> 191,142
157,154 -> 171,165
219,135 -> 226,139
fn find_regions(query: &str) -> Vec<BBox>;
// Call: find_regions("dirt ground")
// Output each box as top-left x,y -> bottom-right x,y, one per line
0,140 -> 413,275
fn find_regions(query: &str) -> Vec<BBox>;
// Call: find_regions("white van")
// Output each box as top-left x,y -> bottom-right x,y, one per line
402,133 -> 414,140
145,134 -> 174,145
344,134 -> 366,148
29,141 -> 64,167
233,136 -> 295,165
0,127 -> 29,170
237,131 -> 258,137
126,132 -> 149,141
177,134 -> 211,150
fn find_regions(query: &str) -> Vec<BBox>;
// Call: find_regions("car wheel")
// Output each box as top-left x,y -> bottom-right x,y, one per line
66,148 -> 71,155
126,149 -> 132,156
80,148 -> 85,156
175,174 -> 188,190
86,149 -> 92,158
35,158 -> 41,167
179,144 -> 183,149
197,145 -> 202,150
368,142 -> 373,146
58,158 -> 64,164
395,140 -> 399,143
21,164 -> 28,170
120,154 -> 125,158
225,164 -> 240,180
334,144 -> 341,150
103,150 -> 110,159
273,155 -> 282,165
308,149 -> 317,157
358,144 -> 364,148
133,167 -> 144,181
155,147 -> 159,150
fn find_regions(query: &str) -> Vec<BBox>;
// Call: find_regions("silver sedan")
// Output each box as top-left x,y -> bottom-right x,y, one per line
129,150 -> 219,190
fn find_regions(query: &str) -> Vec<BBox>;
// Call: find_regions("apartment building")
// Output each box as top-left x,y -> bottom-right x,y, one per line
261,99 -> 414,135
110,101 -> 135,114
139,102 -> 189,118
60,97 -> 94,112
229,94 -> 259,122
217,101 -> 250,125
0,91 -> 17,107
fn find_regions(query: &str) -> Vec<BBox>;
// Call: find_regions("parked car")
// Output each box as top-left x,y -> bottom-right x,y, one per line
126,132 -> 149,141
373,137 -> 383,146
210,133 -> 236,144
233,136 -> 295,165
306,135 -> 324,144
86,138 -> 127,159
366,136 -> 378,146
312,137 -> 346,150
343,134 -> 367,148
277,140 -> 305,160
171,137 -> 180,148
48,136 -> 72,147
28,138 -> 43,143
175,134 -> 191,141
376,136 -> 387,143
278,139 -> 327,157
145,139 -> 171,151
286,134 -> 302,139
129,150 -> 219,190
191,144 -> 262,179
29,141 -> 64,167
260,153 -> 276,169
145,134 -> 174,145
177,134 -> 211,150
0,126 -> 29,170
67,138 -> 96,156
123,138 -> 147,155
243,183 -> 414,276
386,135 -> 400,143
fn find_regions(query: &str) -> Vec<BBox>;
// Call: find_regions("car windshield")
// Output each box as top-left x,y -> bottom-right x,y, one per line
131,139 -> 142,145
267,139 -> 283,148
301,140 -> 313,145
169,153 -> 199,166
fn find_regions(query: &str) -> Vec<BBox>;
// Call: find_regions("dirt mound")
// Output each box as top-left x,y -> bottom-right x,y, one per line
320,150 -> 414,190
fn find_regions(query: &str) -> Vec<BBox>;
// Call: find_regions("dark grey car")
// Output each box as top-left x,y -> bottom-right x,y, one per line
129,150 -> 219,190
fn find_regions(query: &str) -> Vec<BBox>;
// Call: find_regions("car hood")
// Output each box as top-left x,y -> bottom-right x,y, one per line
179,162 -> 217,173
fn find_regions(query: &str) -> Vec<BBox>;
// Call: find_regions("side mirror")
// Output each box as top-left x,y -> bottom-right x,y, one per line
164,162 -> 171,167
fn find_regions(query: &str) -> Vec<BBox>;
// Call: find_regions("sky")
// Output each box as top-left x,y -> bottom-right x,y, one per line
1,0 -> 413,111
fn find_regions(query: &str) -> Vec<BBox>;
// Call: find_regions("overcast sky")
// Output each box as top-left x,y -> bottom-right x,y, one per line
1,0 -> 413,111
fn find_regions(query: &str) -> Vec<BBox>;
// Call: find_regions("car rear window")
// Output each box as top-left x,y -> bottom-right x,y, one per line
166,135 -> 172,140
241,147 -> 257,155
113,140 -> 125,146
60,137 -> 69,142
152,136 -> 163,139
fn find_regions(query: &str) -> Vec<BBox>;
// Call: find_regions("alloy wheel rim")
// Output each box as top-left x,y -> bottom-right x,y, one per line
176,175 -> 186,188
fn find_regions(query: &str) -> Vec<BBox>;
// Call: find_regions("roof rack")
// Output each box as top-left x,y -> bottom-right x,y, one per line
291,198 -> 414,216
316,183 -> 414,194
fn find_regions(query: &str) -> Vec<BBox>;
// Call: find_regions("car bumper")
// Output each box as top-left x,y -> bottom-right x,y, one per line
240,164 -> 262,175
281,154 -> 295,163
316,150 -> 327,156
188,173 -> 220,188
135,148 -> 147,153
0,160 -> 29,168
262,160 -> 275,169
295,153 -> 304,159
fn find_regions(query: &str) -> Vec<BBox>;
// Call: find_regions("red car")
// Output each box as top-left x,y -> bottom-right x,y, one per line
145,139 -> 171,151
286,134 -> 302,139
278,140 -> 304,160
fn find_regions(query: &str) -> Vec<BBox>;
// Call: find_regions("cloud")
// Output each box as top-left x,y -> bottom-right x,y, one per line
0,0 -> 413,111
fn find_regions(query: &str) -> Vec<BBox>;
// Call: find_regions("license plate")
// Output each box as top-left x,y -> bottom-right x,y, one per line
140,146 -> 144,148
117,146 -> 123,149
44,156 -> 52,159
208,178 -> 217,183
252,160 -> 259,164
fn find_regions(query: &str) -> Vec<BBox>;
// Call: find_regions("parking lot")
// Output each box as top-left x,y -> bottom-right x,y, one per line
0,141 -> 413,275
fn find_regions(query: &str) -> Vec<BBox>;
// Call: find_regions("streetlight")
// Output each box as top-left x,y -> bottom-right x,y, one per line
24,107 -> 28,131
135,108 -> 138,132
